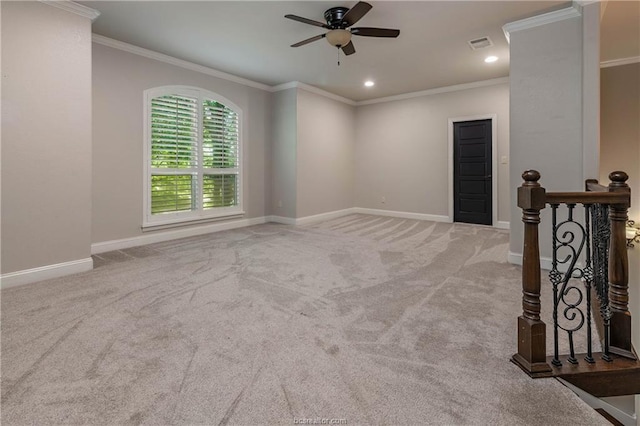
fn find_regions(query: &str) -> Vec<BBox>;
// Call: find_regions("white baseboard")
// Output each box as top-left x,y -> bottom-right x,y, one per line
294,208 -> 357,225
269,208 -> 505,230
507,251 -> 521,266
508,251 -> 586,273
4,211 -> 505,289
1,257 -> 94,289
267,209 -> 357,226
508,251 -> 554,271
558,379 -> 637,426
92,216 -> 267,254
353,207 -> 450,223
266,215 -> 298,225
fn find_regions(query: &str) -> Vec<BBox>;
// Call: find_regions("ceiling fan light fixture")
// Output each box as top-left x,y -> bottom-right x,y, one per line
326,29 -> 352,47
286,2 -> 399,57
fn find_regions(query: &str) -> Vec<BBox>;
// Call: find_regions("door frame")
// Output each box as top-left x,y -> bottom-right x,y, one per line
447,114 -> 498,227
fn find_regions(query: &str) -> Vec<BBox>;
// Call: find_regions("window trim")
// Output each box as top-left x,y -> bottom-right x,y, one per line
142,85 -> 243,228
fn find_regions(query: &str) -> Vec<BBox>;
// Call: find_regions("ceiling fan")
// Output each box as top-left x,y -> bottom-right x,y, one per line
285,1 -> 400,57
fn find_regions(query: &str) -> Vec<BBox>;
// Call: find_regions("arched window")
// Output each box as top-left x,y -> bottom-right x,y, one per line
143,86 -> 242,227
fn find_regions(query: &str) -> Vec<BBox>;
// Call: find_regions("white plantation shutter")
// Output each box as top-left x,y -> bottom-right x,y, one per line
150,95 -> 198,215
151,174 -> 195,214
202,101 -> 238,167
144,86 -> 242,227
151,95 -> 198,169
202,100 -> 239,209
203,174 -> 237,208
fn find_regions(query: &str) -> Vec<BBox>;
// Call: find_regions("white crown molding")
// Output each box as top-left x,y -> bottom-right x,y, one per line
600,56 -> 640,68
502,6 -> 581,43
1,257 -> 93,289
271,81 -> 298,92
92,34 -> 516,107
356,77 -> 510,106
92,36 -> 351,103
93,35 -> 515,108
92,216 -> 267,254
40,1 -> 100,21
271,81 -> 357,106
92,34 -> 272,92
573,0 -> 600,7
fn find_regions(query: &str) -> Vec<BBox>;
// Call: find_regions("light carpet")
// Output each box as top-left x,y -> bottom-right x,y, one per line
1,214 -> 608,425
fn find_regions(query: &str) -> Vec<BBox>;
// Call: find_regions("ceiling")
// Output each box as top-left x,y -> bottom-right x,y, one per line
82,1 -> 633,102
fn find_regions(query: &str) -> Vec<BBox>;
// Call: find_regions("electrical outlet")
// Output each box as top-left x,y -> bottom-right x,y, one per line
381,196 -> 386,204
501,156 -> 508,164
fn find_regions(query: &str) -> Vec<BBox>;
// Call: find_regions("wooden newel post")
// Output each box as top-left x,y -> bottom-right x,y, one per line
511,170 -> 552,376
607,171 -> 636,359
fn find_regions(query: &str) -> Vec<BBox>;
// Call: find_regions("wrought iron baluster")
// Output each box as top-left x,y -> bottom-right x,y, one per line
550,203 -> 588,366
591,203 -> 612,362
550,204 -> 562,367
567,331 -> 577,364
583,204 -> 594,364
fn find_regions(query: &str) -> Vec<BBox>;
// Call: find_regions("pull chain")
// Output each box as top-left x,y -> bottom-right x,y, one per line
337,47 -> 341,66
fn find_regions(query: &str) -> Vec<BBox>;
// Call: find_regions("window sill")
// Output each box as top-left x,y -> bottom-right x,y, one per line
142,211 -> 246,232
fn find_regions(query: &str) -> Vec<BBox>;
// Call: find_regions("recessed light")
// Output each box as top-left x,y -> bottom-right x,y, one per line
484,56 -> 498,63
364,80 -> 375,87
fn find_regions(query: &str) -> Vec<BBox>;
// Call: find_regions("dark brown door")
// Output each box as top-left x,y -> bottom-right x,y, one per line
454,119 -> 492,225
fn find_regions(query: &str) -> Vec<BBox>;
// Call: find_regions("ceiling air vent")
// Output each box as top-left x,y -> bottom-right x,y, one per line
467,37 -> 493,50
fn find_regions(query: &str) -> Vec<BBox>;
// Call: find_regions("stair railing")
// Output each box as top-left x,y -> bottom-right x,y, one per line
512,170 -> 635,379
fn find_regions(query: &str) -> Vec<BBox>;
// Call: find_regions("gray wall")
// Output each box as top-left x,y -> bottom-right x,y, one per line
1,2 -> 93,273
94,43 -> 513,242
2,14 -> 517,273
271,89 -> 298,218
355,83 -> 510,223
600,63 -> 640,221
508,12 -> 591,258
92,44 -> 271,243
582,3 -> 600,182
600,62 -> 640,349
296,89 -> 355,218
270,87 -> 355,220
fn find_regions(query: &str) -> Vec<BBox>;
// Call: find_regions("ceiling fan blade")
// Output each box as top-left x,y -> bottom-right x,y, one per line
351,27 -> 400,38
291,33 -> 326,47
285,14 -> 329,28
342,41 -> 356,56
341,1 -> 372,27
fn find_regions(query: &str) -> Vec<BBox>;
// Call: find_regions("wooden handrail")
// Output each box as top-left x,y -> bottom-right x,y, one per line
586,179 -> 607,192
512,170 -> 635,380
545,192 -> 629,205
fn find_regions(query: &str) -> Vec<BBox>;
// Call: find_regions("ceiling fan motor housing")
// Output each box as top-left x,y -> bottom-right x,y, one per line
324,7 -> 350,28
